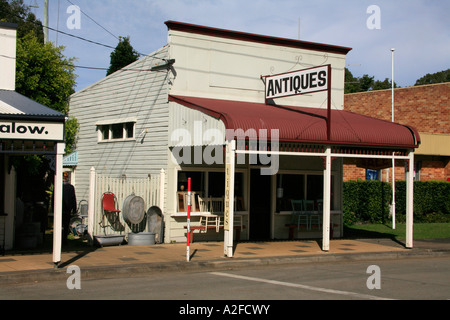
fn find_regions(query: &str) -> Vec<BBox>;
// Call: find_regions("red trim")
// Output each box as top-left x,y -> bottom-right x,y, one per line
165,21 -> 352,55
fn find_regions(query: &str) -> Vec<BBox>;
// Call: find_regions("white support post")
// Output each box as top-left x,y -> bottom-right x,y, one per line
322,147 -> 331,251
406,151 -> 414,248
224,140 -> 236,257
159,169 -> 165,213
88,166 -> 96,244
52,142 -> 65,266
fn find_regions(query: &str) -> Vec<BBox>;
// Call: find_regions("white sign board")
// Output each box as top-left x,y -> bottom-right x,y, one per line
265,65 -> 330,100
0,120 -> 64,141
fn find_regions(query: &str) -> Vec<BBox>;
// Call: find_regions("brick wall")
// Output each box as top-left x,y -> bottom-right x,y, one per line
343,82 -> 450,181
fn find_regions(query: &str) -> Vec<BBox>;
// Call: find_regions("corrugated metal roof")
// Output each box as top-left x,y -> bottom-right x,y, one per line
169,95 -> 420,149
0,90 -> 65,121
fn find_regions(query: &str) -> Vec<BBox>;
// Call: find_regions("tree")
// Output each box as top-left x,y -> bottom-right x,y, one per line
106,36 -> 140,76
344,68 -> 397,93
0,0 -> 44,43
2,0 -> 78,154
15,33 -> 77,114
415,69 -> 449,86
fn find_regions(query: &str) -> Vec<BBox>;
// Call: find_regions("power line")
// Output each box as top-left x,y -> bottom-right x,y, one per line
65,0 -> 119,41
9,12 -> 162,60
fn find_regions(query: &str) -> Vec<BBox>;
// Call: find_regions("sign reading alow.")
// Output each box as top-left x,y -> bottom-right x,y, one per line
265,65 -> 330,100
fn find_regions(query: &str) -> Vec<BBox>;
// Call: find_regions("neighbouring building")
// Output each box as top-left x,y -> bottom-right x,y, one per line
344,82 -> 449,182
0,22 -> 66,264
69,21 -> 419,253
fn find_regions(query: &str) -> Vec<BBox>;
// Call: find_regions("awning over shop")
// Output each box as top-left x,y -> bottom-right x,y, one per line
169,95 -> 420,149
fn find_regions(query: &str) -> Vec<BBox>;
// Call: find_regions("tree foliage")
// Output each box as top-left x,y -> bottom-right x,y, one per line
415,69 -> 450,86
345,68 -> 397,93
1,0 -> 78,154
15,33 -> 77,114
106,36 -> 140,76
0,0 -> 44,42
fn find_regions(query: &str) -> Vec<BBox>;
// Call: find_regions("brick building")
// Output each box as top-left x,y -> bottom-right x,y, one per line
344,82 -> 450,182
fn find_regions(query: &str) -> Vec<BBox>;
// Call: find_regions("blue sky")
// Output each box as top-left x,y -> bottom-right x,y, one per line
29,0 -> 449,91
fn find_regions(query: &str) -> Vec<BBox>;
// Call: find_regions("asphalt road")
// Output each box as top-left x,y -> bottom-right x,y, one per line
1,257 -> 449,302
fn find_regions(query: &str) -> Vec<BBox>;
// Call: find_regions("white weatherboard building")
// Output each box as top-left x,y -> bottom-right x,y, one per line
69,21 -> 419,254
0,22 -> 66,264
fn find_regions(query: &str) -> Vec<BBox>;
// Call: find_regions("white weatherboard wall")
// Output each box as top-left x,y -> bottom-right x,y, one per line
69,46 -> 170,202
168,30 -> 347,109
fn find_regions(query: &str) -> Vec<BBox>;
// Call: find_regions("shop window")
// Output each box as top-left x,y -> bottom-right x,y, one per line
98,121 -> 135,142
276,173 -> 334,212
276,174 -> 304,211
177,170 -> 245,211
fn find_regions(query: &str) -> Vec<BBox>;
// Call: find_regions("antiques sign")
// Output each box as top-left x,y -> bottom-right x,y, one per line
265,65 -> 330,100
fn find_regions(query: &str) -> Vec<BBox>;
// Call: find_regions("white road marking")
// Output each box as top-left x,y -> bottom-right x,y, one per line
210,272 -> 393,300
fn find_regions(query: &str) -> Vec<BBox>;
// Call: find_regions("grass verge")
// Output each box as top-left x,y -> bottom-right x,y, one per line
344,223 -> 450,240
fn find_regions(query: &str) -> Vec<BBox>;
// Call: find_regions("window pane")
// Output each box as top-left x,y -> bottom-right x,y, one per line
178,171 -> 204,192
102,125 -> 109,140
306,175 -> 323,203
125,122 -> 134,138
276,174 -> 305,211
111,123 -> 123,139
208,172 -> 225,197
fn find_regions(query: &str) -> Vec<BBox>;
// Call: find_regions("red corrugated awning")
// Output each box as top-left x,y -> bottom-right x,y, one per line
169,95 -> 420,149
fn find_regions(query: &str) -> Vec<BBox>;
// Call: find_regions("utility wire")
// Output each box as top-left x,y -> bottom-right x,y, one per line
65,0 -> 119,41
9,12 -> 163,60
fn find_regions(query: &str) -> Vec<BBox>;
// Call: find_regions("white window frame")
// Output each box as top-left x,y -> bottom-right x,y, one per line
96,117 -> 137,143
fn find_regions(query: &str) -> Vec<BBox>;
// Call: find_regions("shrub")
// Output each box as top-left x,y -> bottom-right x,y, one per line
343,180 -> 450,225
343,180 -> 391,225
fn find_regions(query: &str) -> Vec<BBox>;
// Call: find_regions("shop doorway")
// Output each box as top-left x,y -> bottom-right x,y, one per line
249,169 -> 271,240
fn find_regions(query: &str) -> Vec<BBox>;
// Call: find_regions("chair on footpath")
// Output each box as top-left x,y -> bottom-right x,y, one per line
100,192 -> 124,232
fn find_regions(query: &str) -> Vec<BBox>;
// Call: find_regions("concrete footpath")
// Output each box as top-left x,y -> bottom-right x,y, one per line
1,238 -> 450,286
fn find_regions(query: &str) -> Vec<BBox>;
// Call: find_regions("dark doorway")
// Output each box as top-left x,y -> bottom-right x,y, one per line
249,169 -> 271,240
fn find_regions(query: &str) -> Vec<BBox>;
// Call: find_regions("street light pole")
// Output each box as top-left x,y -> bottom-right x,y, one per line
391,48 -> 396,230
44,0 -> 49,44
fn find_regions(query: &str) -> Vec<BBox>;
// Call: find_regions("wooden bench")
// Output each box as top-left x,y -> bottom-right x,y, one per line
185,225 -> 244,243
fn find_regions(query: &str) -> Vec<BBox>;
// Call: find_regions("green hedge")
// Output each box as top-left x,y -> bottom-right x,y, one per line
343,180 -> 450,226
395,181 -> 450,223
343,181 -> 391,225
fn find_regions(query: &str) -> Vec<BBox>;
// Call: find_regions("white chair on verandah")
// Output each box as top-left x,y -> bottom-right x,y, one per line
291,200 -> 308,230
309,200 -> 322,230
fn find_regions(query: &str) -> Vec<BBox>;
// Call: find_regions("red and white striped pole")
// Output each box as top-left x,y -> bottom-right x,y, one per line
186,177 -> 191,262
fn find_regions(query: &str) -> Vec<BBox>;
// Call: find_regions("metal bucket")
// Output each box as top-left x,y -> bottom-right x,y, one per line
128,232 -> 155,246
122,194 -> 145,225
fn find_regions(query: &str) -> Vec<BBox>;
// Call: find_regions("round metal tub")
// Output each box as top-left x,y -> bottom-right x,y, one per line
122,194 -> 145,225
128,232 -> 156,246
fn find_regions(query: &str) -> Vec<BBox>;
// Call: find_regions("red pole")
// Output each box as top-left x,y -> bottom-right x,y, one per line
186,178 -> 191,262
